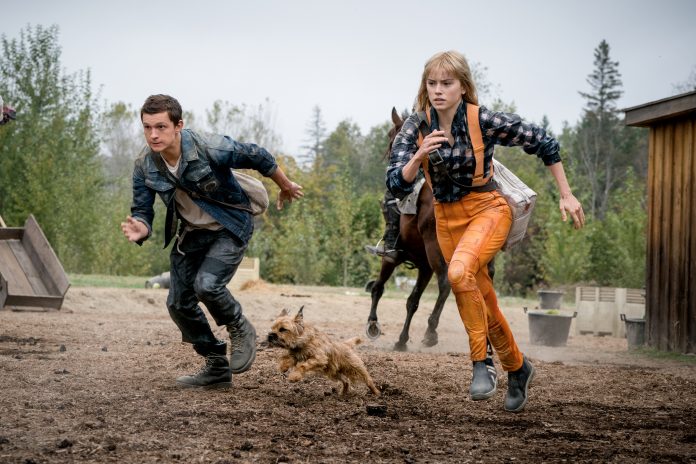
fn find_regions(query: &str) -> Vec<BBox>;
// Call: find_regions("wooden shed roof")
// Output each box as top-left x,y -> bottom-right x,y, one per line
624,90 -> 696,127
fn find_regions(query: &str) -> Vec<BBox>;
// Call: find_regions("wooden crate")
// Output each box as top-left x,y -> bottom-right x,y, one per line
0,215 -> 69,311
227,257 -> 260,291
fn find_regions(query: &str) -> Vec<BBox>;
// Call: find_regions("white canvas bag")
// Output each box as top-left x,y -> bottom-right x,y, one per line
232,170 -> 269,216
492,159 -> 537,250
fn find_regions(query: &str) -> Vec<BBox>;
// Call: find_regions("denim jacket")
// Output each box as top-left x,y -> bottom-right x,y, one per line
130,129 -> 278,248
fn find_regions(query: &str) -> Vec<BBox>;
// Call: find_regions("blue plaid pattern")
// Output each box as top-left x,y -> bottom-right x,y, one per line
387,102 -> 561,203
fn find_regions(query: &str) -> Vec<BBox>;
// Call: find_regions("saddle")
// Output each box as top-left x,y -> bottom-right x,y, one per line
396,177 -> 426,215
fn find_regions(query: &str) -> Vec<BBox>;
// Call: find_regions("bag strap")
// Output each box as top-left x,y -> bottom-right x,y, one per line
466,103 -> 490,185
415,106 -> 496,192
415,110 -> 433,189
150,152 -> 254,214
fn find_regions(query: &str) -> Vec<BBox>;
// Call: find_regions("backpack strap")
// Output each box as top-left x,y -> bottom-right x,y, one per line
415,110 -> 434,189
467,103 -> 492,186
149,151 -> 253,214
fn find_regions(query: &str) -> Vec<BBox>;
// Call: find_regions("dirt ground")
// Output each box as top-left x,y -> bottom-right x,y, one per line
1,282 -> 695,464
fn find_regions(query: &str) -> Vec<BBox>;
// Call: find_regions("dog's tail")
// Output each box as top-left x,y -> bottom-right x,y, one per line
344,337 -> 362,347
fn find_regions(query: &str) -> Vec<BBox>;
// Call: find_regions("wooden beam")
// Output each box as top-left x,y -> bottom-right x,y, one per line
624,91 -> 696,127
22,215 -> 70,295
0,273 -> 7,309
3,293 -> 64,310
0,241 -> 35,295
0,228 -> 24,240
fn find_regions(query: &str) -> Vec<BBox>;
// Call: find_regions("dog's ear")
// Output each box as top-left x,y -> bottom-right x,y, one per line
294,305 -> 305,329
278,308 -> 290,317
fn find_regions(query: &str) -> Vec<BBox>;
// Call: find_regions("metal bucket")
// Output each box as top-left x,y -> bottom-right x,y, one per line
526,308 -> 577,347
537,290 -> 565,310
621,314 -> 645,349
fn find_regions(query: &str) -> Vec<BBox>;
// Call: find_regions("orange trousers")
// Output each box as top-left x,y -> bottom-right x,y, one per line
434,191 -> 523,372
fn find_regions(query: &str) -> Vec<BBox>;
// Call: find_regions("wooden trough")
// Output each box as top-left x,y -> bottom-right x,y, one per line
0,215 -> 69,311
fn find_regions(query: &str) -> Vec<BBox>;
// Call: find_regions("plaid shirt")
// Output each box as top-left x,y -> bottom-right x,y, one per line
387,102 -> 561,203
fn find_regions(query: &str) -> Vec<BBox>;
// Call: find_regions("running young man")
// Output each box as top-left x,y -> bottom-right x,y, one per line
122,94 -> 303,388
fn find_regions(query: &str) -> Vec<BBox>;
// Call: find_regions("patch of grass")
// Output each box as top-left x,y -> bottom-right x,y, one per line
68,274 -> 150,289
632,347 -> 696,364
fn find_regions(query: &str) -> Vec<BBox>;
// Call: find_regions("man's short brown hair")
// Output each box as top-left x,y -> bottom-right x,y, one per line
140,94 -> 182,125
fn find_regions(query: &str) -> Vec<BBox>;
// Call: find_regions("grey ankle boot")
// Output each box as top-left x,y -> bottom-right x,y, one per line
176,343 -> 231,388
504,356 -> 535,412
227,315 -> 257,374
470,356 -> 497,400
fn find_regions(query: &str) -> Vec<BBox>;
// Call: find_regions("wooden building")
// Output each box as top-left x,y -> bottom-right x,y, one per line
624,90 -> 696,354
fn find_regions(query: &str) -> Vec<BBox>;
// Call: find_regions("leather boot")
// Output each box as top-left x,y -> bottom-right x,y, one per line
470,355 -> 497,400
504,356 -> 535,412
382,197 -> 403,262
365,192 -> 404,263
227,315 -> 257,374
176,342 -> 231,388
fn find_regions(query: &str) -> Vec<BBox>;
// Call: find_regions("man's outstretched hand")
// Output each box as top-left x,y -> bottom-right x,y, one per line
276,182 -> 304,210
121,216 -> 148,242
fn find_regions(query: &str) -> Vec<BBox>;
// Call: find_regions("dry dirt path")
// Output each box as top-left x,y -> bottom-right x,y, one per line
1,283 -> 695,463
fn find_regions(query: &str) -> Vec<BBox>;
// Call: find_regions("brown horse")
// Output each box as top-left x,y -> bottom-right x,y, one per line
365,108 -> 451,351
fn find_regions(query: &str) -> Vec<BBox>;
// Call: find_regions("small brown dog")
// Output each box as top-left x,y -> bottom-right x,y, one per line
266,306 -> 380,396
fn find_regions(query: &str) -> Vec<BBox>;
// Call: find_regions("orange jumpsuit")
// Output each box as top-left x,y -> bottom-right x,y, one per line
433,190 -> 523,371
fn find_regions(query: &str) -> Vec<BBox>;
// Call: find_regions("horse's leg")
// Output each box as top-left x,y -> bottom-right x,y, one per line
394,266 -> 433,351
422,268 -> 451,347
365,259 -> 399,340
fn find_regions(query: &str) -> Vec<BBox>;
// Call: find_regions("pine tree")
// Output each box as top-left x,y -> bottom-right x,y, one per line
574,39 -> 628,219
579,40 -> 623,115
300,105 -> 326,168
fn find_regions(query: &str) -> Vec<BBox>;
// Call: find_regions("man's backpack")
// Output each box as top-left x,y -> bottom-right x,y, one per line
232,170 -> 269,216
416,104 -> 536,250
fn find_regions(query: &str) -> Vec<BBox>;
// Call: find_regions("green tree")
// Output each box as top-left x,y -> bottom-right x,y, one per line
320,119 -> 363,173
205,98 -> 282,153
359,121 -> 392,193
246,154 -> 330,284
100,102 -> 141,189
539,206 -> 591,286
574,39 -> 645,219
96,101 -> 170,277
583,170 -> 646,287
0,24 -> 106,272
300,105 -> 326,168
493,142 -> 549,295
254,200 -> 328,284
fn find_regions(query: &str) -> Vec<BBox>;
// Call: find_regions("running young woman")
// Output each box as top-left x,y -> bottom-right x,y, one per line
387,50 -> 584,413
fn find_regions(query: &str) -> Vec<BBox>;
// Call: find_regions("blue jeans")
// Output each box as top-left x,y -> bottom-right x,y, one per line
167,228 -> 247,355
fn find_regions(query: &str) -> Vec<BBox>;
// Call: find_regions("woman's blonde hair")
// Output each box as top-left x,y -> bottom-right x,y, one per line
415,50 -> 478,112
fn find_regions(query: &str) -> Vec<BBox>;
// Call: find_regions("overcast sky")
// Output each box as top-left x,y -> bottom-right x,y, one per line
4,0 -> 696,156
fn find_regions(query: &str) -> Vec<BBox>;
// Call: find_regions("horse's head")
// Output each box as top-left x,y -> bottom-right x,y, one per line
384,107 -> 405,160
